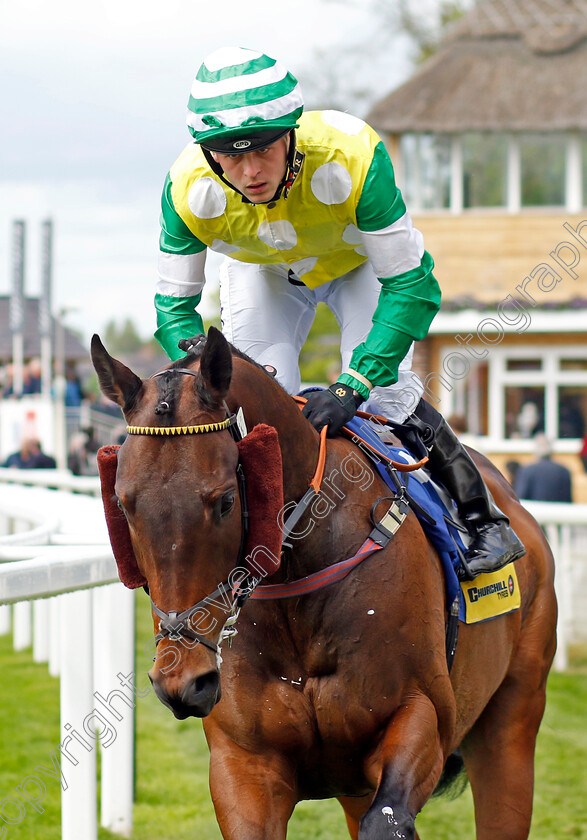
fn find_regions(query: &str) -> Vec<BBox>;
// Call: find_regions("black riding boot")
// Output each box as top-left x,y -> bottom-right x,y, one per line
403,400 -> 525,580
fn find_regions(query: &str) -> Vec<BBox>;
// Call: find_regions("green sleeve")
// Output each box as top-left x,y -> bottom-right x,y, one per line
154,293 -> 205,361
355,142 -> 407,231
340,251 -> 441,390
340,142 -> 441,392
155,174 -> 207,360
160,173 -> 206,256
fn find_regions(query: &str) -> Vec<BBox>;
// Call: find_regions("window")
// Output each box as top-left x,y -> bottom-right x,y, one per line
506,359 -> 543,372
400,133 -> 451,210
441,345 -> 587,443
520,133 -> 566,207
504,387 -> 545,439
560,358 -> 587,371
500,350 -> 587,441
462,133 -> 507,208
398,130 -> 575,213
558,386 -> 587,439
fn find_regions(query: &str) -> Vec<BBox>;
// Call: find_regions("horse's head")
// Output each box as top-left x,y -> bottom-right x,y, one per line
92,327 -> 251,718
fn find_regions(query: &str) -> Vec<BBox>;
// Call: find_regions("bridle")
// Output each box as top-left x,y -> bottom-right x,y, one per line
133,367 -> 253,664
127,367 -> 422,665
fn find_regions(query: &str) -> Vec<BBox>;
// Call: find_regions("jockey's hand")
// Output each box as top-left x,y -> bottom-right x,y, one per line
302,383 -> 363,437
178,334 -> 206,354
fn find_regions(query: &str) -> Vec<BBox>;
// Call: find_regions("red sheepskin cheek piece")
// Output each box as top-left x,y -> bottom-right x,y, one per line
97,445 -> 147,589
96,424 -> 284,590
235,424 -> 284,578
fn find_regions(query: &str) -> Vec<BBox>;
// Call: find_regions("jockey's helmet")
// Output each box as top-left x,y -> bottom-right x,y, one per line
186,47 -> 303,154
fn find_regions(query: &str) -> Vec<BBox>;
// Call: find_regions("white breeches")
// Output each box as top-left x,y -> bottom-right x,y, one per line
219,258 -> 424,423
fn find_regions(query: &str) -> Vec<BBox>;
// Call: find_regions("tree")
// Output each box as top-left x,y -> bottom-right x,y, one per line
302,0 -> 472,115
391,0 -> 470,64
103,318 -> 144,355
299,304 -> 341,385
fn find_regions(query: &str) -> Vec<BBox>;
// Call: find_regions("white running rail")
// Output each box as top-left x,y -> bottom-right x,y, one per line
520,500 -> 587,672
0,470 -> 135,840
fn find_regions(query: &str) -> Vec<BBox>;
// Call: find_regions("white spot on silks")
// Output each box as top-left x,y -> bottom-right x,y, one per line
367,609 -> 375,615
171,543 -> 176,551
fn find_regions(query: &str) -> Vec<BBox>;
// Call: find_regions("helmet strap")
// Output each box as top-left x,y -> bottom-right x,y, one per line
201,130 -> 303,205
281,139 -> 304,200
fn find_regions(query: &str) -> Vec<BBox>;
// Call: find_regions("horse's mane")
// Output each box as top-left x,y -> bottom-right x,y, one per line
155,338 -> 287,419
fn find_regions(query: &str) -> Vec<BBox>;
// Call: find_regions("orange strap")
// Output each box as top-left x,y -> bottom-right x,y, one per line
310,426 -> 328,492
293,395 -> 327,492
341,427 -> 428,472
293,394 -> 427,476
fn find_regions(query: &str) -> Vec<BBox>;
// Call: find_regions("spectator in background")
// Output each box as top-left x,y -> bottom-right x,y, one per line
64,363 -> 84,407
68,427 -> 100,476
2,438 -> 56,469
22,358 -> 42,395
505,459 -> 522,487
516,401 -> 543,439
1,364 -> 15,398
514,434 -> 572,502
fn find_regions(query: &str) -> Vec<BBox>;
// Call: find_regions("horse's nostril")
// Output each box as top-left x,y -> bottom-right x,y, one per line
188,670 -> 221,711
150,667 -> 221,718
193,670 -> 219,696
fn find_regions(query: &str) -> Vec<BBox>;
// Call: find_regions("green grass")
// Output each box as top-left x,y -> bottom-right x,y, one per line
0,597 -> 585,839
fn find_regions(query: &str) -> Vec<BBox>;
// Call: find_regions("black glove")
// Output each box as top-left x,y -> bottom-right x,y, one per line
178,334 -> 206,354
302,383 -> 363,437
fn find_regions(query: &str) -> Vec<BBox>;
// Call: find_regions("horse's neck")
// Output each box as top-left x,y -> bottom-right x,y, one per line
230,360 -> 320,501
230,360 -> 368,588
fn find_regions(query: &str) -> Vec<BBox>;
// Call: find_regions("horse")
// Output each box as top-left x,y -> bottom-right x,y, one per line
91,327 -> 557,840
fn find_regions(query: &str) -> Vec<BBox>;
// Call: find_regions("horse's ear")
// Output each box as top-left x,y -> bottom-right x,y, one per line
199,326 -> 232,400
90,334 -> 143,410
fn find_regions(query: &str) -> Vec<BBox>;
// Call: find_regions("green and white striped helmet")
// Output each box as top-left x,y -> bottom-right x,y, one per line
187,47 -> 303,153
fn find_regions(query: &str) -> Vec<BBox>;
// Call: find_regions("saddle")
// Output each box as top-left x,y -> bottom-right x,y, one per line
344,414 -> 521,627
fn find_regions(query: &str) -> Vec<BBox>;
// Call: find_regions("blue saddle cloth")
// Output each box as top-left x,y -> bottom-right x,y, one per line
344,415 -> 467,616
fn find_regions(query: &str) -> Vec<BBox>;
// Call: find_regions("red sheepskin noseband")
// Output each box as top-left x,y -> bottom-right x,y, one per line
97,424 -> 284,590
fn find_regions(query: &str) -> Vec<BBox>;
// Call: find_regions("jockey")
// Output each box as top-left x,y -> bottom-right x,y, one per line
154,46 -> 524,580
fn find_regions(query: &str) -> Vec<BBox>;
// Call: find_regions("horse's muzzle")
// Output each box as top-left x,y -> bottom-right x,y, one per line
149,669 -> 221,719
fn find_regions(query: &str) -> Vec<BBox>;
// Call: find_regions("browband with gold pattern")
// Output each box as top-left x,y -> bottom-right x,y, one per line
126,417 -> 234,436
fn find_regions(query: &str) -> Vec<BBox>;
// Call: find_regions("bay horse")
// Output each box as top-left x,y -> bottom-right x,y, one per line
92,327 -> 556,840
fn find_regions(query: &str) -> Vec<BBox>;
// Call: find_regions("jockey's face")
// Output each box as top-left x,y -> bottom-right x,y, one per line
211,135 -> 289,203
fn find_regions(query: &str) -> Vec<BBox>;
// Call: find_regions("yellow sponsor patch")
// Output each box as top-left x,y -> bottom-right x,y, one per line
461,563 -> 521,624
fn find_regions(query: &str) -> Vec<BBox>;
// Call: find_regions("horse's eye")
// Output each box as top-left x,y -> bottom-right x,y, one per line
220,493 -> 235,518
116,497 -> 130,520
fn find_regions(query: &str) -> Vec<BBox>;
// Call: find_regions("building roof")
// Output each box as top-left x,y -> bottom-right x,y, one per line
368,0 -> 587,133
430,302 -> 587,334
0,296 -> 87,363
